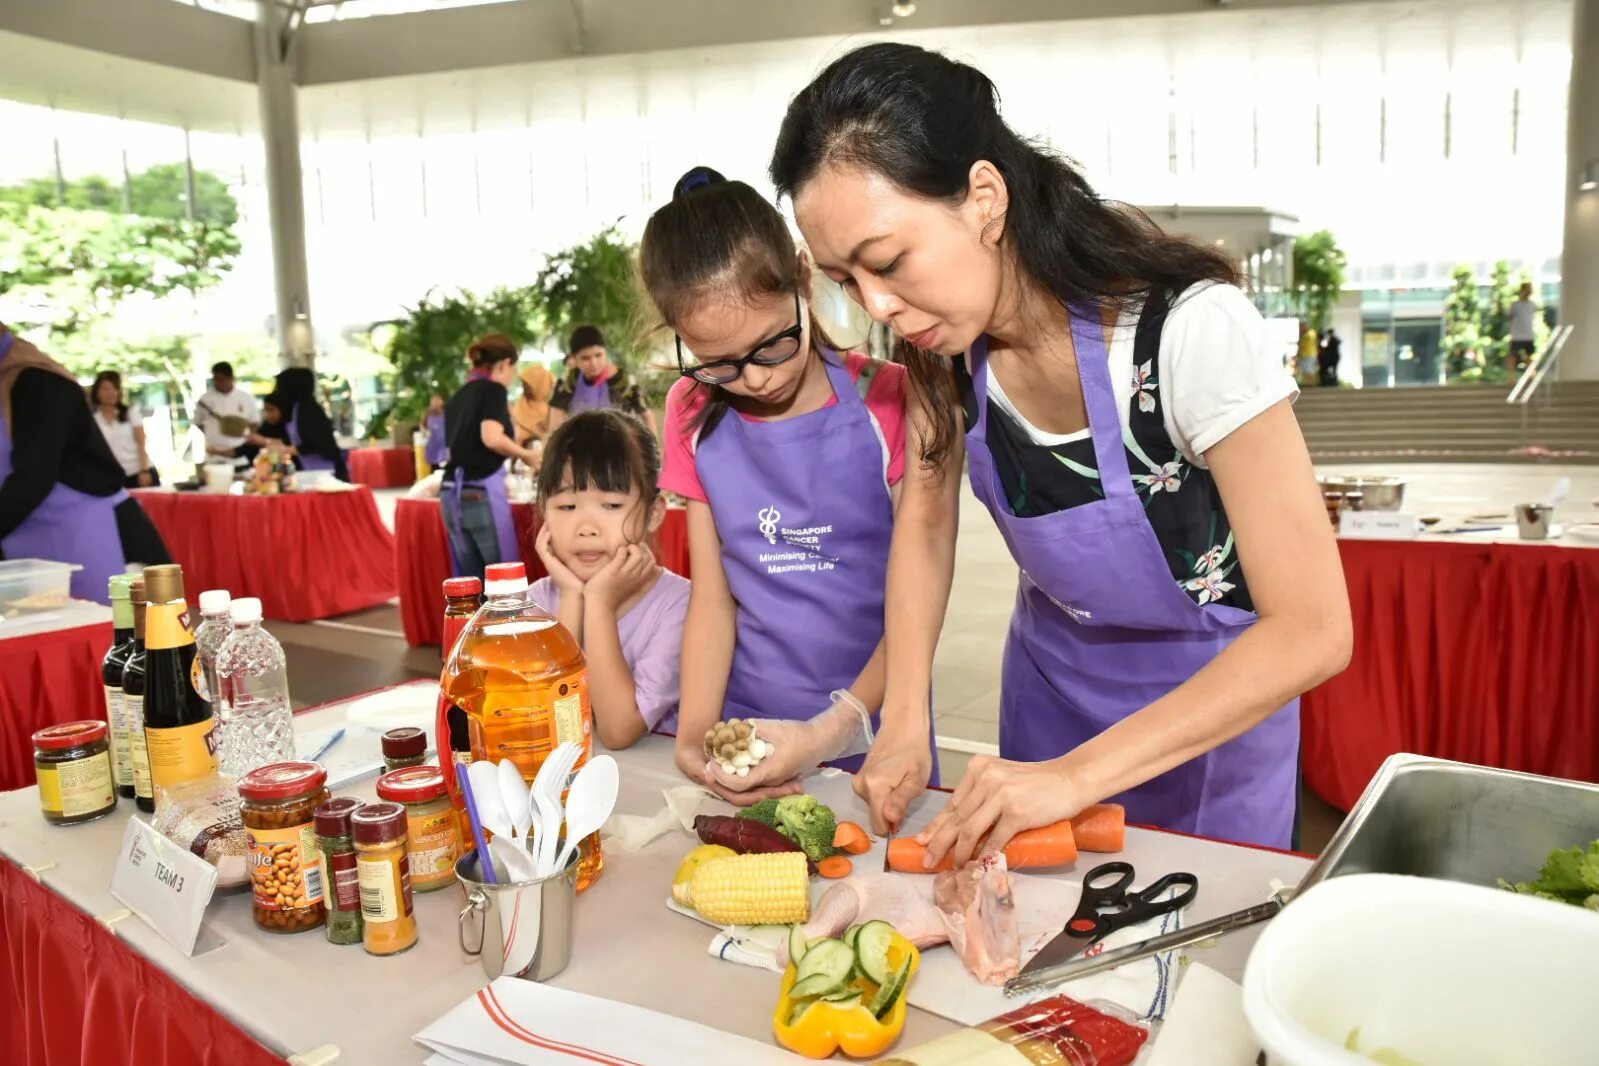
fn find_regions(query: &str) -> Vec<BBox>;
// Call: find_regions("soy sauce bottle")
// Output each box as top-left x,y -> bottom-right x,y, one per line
141,564 -> 218,798
102,574 -> 137,800
122,578 -> 155,813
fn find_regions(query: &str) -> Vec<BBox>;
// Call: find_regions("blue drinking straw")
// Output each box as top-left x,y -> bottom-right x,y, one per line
456,767 -> 497,885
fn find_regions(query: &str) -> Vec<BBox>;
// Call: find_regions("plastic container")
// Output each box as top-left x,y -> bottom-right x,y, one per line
1242,873 -> 1599,1065
193,589 -> 233,706
0,559 -> 80,614
216,598 -> 295,777
441,561 -> 601,890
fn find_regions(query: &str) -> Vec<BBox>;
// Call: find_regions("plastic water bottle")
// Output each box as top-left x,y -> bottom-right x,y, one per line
193,589 -> 232,706
216,597 -> 295,777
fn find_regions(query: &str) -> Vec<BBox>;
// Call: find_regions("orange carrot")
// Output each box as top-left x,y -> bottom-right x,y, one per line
833,822 -> 872,856
886,819 -> 1078,874
817,855 -> 854,879
1070,803 -> 1126,853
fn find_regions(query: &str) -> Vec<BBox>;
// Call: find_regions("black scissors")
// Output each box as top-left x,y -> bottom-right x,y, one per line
1015,861 -> 1199,979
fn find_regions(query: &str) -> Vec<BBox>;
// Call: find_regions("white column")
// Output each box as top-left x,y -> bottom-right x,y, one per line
1561,0 -> 1599,380
254,5 -> 315,369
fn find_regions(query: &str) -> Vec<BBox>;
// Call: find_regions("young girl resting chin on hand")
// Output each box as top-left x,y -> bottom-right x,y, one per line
532,409 -> 690,749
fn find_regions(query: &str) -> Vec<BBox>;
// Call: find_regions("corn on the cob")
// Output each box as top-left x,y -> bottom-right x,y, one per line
687,851 -> 809,925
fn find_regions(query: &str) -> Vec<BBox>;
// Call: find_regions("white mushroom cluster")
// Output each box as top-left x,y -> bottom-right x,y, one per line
703,718 -> 771,777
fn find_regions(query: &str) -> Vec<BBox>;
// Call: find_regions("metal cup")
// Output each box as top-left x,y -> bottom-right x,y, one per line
1516,503 -> 1554,540
455,850 -> 578,983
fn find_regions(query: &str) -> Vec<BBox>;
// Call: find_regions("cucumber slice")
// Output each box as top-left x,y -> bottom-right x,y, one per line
842,924 -> 863,951
790,972 -> 844,999
869,956 -> 913,1020
787,998 -> 818,1027
788,925 -> 809,968
795,939 -> 855,989
821,990 -> 863,1007
853,920 -> 894,986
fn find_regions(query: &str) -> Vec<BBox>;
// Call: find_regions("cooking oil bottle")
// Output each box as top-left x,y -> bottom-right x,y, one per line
440,561 -> 602,890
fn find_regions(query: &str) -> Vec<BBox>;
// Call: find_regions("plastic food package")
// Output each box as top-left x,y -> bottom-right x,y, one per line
152,773 -> 250,888
874,994 -> 1149,1066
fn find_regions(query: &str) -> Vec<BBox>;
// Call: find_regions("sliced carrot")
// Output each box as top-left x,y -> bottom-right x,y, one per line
1070,803 -> 1126,853
886,819 -> 1078,874
832,821 -> 872,856
817,855 -> 854,879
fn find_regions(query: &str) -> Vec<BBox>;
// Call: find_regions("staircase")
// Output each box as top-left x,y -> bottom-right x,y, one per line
1295,381 -> 1599,464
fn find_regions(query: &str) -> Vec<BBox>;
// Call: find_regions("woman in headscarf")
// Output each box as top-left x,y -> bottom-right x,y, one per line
0,323 -> 170,603
511,364 -> 555,449
272,367 -> 349,481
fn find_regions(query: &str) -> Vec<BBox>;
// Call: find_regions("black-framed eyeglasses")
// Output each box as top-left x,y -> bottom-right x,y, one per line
675,292 -> 804,386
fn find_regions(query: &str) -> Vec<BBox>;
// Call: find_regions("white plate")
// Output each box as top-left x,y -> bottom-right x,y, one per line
1566,522 -> 1599,544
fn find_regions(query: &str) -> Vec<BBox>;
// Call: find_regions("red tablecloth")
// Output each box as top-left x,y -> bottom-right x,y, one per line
0,621 -> 113,793
1,858 -> 283,1066
1301,539 -> 1599,811
134,489 -> 397,623
395,499 -> 691,646
347,445 -> 416,488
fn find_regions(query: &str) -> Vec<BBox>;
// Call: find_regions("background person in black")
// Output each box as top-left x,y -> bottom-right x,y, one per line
1318,328 -> 1342,386
442,334 -> 540,579
272,367 -> 348,481
0,324 -> 170,604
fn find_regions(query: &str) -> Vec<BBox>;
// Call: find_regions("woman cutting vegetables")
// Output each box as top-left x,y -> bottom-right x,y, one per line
768,44 -> 1351,854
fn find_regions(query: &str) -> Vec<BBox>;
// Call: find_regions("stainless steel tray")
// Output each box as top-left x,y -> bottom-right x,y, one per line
1298,753 -> 1599,892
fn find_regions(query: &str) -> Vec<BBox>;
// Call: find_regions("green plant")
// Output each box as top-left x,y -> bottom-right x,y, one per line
0,162 -> 240,226
367,286 -> 542,439
1442,265 -> 1483,379
1290,229 -> 1347,334
529,224 -> 645,368
1482,260 -> 1515,365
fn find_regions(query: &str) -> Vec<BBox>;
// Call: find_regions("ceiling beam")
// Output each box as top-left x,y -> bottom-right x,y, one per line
0,0 -> 256,83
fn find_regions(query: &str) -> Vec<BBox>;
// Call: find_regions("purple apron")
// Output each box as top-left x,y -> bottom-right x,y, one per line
441,465 -> 519,578
568,372 -> 612,413
423,412 -> 448,468
285,406 -> 336,473
0,331 -> 129,604
697,353 -> 936,781
966,311 -> 1298,848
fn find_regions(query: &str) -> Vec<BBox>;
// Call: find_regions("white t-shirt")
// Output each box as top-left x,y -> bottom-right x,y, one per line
195,387 -> 261,455
1509,300 -> 1538,343
975,282 -> 1299,470
95,407 -> 144,476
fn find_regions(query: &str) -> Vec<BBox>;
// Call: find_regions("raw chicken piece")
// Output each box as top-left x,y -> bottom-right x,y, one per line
790,874 -> 951,959
933,853 -> 1020,985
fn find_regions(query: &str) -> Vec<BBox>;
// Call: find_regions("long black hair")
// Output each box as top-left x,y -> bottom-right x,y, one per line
89,370 -> 129,422
769,42 -> 1239,468
638,165 -> 838,441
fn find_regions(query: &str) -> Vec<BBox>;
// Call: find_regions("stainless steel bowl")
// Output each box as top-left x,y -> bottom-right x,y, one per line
1298,754 -> 1599,893
1317,475 -> 1405,512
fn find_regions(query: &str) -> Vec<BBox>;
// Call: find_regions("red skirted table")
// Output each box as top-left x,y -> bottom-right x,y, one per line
133,488 -> 397,623
395,498 -> 691,646
347,445 -> 417,488
1300,538 -> 1599,811
0,606 -> 113,793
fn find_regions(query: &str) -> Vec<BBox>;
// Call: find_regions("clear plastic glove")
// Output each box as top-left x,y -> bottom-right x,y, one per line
707,694 -> 873,795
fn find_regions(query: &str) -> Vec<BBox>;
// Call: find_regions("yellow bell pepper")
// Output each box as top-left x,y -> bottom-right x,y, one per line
772,934 -> 920,1060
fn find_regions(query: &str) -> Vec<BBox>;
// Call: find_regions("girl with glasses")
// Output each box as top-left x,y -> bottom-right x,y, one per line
645,166 -> 960,804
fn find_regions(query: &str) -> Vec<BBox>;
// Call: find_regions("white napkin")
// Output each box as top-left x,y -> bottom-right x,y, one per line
415,977 -> 806,1065
601,785 -> 713,853
1145,963 -> 1260,1066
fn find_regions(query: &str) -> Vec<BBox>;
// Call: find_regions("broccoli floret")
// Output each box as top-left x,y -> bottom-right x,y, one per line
774,794 -> 838,864
738,798 -> 782,828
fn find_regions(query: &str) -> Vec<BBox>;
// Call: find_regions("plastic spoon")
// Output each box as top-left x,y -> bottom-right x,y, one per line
1546,477 -> 1571,509
554,755 -> 619,874
467,760 -> 514,842
498,757 -> 533,843
488,836 -> 540,883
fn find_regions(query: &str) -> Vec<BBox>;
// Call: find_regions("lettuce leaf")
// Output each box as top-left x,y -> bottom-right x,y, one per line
1503,840 -> 1599,907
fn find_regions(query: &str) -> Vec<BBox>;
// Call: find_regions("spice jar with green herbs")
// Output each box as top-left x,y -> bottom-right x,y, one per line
315,797 -> 364,946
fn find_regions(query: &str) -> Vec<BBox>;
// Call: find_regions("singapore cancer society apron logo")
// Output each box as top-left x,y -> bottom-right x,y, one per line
758,505 -> 781,545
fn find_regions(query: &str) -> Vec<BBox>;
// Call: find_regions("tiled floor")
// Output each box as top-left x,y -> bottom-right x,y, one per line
300,463 -> 1596,855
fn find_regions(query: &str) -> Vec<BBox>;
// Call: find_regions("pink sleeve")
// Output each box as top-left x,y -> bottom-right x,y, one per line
845,353 -> 909,486
658,379 -> 708,503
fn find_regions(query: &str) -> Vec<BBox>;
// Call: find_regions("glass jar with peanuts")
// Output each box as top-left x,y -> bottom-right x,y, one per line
239,761 -> 332,934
